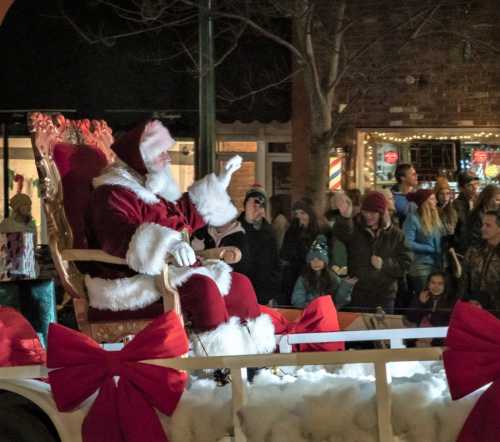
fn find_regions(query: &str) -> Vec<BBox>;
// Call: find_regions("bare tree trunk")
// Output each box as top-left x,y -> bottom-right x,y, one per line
304,99 -> 333,215
306,133 -> 331,215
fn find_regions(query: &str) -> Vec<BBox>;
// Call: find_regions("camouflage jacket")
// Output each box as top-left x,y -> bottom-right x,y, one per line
460,242 -> 500,314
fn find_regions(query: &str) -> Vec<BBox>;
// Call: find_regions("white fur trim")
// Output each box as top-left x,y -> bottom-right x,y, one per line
126,223 -> 182,275
245,313 -> 277,354
139,121 -> 175,168
85,274 -> 161,311
93,165 -> 160,204
188,174 -> 238,227
168,260 -> 232,296
190,314 -> 276,356
93,162 -> 181,204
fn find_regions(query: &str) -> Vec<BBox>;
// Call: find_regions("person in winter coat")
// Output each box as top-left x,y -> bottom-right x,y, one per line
434,177 -> 458,236
238,185 -> 282,305
333,191 -> 413,314
291,235 -> 357,309
324,193 -> 348,275
0,193 -> 37,242
391,163 -> 418,225
280,199 -> 321,305
404,189 -> 445,297
453,172 -> 480,256
406,271 -> 454,328
380,188 -> 400,228
191,219 -> 250,276
405,271 -> 454,346
466,184 -> 500,249
269,194 -> 290,251
459,209 -> 500,316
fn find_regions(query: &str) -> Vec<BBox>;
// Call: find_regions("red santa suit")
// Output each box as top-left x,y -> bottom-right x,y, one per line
84,120 -> 275,356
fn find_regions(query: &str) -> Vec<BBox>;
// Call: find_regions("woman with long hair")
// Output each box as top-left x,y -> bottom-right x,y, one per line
280,199 -> 321,305
403,189 -> 444,296
406,270 -> 455,346
434,177 -> 458,236
467,184 -> 500,248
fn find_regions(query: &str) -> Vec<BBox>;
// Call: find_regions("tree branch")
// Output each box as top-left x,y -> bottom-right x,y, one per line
303,2 -> 326,107
326,0 -> 346,109
179,0 -> 305,62
217,67 -> 303,104
328,3 -> 433,91
60,5 -> 196,45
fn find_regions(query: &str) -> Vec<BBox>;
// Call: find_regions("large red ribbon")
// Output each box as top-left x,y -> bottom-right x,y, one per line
47,311 -> 189,442
0,307 -> 45,366
261,296 -> 344,352
443,301 -> 500,442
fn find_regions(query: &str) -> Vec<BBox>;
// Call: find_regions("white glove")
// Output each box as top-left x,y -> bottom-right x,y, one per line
218,155 -> 242,189
170,241 -> 196,267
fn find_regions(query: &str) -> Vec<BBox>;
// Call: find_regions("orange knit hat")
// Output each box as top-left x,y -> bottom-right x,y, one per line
434,177 -> 451,195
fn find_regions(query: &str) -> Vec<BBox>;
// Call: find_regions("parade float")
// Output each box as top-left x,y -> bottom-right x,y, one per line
0,114 -> 492,442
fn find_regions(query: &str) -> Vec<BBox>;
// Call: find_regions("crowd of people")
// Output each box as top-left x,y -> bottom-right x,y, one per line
192,165 -> 500,335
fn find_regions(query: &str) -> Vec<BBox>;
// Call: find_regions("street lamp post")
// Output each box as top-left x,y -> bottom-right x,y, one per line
197,0 -> 216,178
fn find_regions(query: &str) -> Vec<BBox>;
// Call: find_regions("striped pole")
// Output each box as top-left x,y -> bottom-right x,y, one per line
329,156 -> 342,191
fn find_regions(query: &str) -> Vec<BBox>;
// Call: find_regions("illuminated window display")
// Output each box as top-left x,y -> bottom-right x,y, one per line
362,130 -> 500,190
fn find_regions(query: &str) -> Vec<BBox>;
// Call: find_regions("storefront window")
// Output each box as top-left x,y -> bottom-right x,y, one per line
462,142 -> 500,185
367,130 -> 500,189
0,136 -> 43,242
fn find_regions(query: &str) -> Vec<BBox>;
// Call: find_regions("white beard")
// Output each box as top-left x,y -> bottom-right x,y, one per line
145,164 -> 182,202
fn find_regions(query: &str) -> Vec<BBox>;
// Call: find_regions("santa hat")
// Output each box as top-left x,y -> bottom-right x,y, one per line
407,189 -> 434,208
110,120 -> 175,176
361,191 -> 387,214
306,235 -> 329,265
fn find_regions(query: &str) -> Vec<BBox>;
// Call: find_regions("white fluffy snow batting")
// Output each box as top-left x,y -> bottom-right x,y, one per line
162,362 -> 482,442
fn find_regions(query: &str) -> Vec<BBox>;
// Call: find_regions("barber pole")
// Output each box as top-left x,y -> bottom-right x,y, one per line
329,157 -> 342,191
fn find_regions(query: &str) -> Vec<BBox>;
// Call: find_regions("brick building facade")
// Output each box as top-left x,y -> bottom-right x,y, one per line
290,0 -> 500,198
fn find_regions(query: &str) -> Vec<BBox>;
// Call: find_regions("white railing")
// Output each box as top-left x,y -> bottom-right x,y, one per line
0,327 -> 448,442
276,326 -> 449,352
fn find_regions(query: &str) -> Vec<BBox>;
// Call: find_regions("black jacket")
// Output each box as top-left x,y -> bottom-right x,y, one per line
333,214 -> 413,310
192,223 -> 251,276
406,293 -> 454,327
453,193 -> 473,255
238,213 -> 282,305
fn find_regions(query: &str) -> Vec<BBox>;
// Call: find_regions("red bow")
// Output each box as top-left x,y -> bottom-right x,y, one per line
261,296 -> 344,352
47,311 -> 189,442
443,301 -> 500,442
0,307 -> 45,366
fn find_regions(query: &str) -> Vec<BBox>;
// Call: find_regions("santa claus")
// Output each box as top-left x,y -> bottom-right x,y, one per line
84,120 -> 275,356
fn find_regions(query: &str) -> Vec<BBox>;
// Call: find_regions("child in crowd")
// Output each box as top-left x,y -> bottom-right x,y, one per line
406,271 -> 454,344
291,235 -> 357,309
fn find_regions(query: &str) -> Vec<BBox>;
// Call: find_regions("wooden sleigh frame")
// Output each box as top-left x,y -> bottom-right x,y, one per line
0,329 -> 447,442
